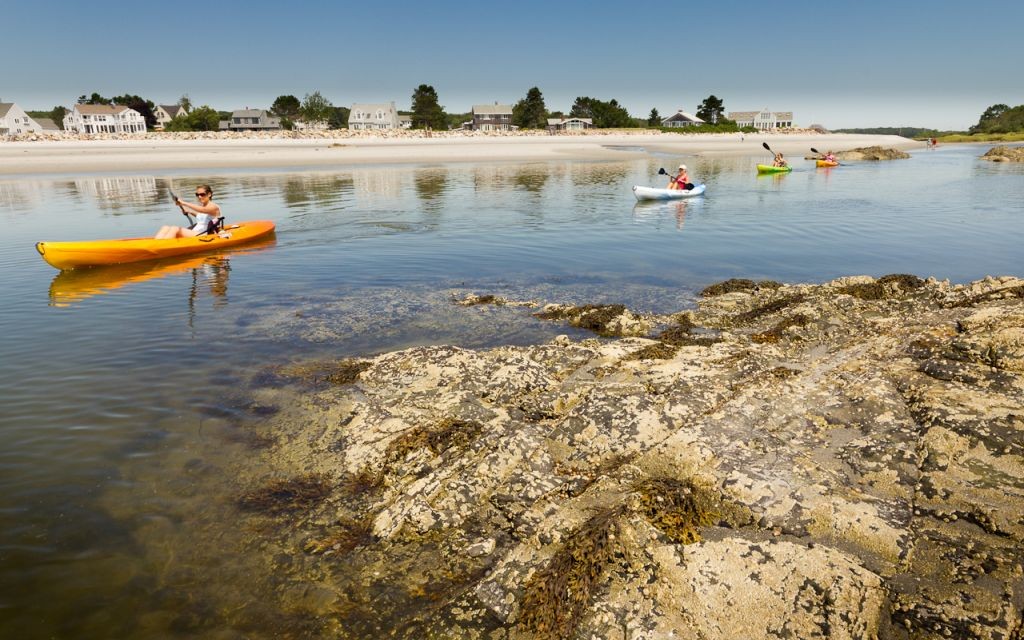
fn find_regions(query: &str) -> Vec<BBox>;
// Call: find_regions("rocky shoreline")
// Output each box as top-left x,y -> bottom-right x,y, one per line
233,275 -> 1023,638
2,128 -> 826,144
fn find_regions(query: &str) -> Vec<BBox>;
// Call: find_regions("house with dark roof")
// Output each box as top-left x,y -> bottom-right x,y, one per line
661,110 -> 705,128
471,103 -> 514,131
63,104 -> 147,134
0,102 -> 43,135
218,109 -> 281,131
154,104 -> 188,129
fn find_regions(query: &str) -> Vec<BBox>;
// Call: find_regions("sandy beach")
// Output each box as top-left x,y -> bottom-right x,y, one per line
0,132 -> 923,175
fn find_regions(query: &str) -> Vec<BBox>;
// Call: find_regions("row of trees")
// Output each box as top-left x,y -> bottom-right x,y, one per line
26,86 -> 744,133
970,103 -> 1024,134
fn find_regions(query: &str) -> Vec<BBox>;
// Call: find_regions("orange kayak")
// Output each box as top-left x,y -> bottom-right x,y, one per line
36,220 -> 276,270
815,160 -> 839,168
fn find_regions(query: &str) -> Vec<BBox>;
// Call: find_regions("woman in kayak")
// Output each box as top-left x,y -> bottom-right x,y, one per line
822,150 -> 836,163
155,185 -> 222,239
668,164 -> 693,190
772,153 -> 788,168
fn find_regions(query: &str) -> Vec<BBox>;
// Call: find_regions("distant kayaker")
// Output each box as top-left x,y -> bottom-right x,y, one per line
772,153 -> 788,168
668,164 -> 693,191
155,185 -> 222,239
823,150 -> 836,163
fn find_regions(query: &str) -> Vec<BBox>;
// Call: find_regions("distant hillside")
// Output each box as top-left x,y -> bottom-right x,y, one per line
832,127 -> 954,138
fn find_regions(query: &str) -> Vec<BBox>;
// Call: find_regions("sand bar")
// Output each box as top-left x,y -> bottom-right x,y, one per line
0,133 -> 922,175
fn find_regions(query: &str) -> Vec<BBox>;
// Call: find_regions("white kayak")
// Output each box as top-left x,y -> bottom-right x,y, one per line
632,183 -> 706,201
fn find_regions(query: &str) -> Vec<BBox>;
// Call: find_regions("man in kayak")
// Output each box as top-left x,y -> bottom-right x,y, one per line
155,185 -> 223,239
772,153 -> 788,168
668,164 -> 693,191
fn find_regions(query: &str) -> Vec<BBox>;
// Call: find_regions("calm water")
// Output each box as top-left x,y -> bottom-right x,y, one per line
1,144 -> 1021,637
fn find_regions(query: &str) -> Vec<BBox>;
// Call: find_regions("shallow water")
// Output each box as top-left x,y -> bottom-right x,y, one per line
0,144 -> 1021,636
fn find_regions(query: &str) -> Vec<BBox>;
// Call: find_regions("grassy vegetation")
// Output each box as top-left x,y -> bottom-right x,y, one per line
934,132 -> 1024,143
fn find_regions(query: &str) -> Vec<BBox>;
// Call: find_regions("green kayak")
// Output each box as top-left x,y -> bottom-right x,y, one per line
757,164 -> 792,173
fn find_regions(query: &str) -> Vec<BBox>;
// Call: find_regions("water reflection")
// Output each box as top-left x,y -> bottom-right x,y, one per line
633,199 -> 691,230
47,238 -> 275,307
568,162 -> 629,188
0,180 -> 51,214
352,167 -> 403,198
511,165 -> 550,194
413,167 -> 449,210
281,174 -> 354,211
72,176 -> 162,213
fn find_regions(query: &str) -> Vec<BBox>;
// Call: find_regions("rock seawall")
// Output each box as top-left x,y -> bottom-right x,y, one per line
238,274 -> 1024,639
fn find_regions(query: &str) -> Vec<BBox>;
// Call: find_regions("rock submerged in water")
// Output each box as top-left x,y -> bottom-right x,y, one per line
981,145 -> 1024,162
834,146 -> 911,161
239,274 -> 1024,639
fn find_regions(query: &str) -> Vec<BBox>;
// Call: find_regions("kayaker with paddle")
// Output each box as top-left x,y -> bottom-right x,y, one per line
771,152 -> 788,168
667,164 -> 694,191
155,185 -> 222,239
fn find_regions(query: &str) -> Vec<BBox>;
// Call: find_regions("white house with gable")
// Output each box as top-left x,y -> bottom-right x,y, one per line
154,104 -> 187,129
728,109 -> 794,131
63,104 -> 147,134
0,102 -> 43,135
348,102 -> 399,130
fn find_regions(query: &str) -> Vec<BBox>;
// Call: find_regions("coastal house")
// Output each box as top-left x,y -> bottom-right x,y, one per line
470,103 -> 514,131
153,104 -> 187,129
33,118 -> 61,131
63,104 -> 147,134
397,114 -> 412,129
661,110 -> 705,128
218,109 -> 281,131
728,109 -> 794,131
348,102 -> 399,130
546,117 -> 594,133
0,102 -> 43,135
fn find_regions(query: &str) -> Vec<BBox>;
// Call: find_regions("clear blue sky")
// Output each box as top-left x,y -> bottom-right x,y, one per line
4,0 -> 1022,130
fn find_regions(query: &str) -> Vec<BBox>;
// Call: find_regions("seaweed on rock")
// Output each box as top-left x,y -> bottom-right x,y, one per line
519,505 -> 628,639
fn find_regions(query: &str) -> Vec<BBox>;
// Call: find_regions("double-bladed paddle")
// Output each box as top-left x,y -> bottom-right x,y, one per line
762,141 -> 788,168
810,147 -> 842,165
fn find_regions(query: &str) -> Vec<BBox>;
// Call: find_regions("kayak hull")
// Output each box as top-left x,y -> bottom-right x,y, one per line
756,164 -> 792,173
633,183 -> 707,201
36,220 -> 276,270
816,160 -> 839,168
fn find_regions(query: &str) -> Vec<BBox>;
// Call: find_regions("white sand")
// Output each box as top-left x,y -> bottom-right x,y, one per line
0,133 -> 923,175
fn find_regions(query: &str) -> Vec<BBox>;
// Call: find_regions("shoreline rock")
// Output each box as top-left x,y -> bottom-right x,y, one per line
234,274 -> 1024,638
981,145 -> 1024,162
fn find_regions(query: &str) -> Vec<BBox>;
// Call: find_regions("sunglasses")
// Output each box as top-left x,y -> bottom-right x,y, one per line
195,192 -> 208,197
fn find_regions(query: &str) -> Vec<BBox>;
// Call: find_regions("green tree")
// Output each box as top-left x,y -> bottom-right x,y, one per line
696,95 -> 725,124
178,94 -> 192,112
163,105 -> 222,131
270,95 -> 301,119
647,108 -> 661,127
512,87 -> 548,129
328,106 -> 350,129
970,103 -> 1011,133
445,111 -> 471,130
411,84 -> 447,129
569,96 -> 634,128
300,91 -> 333,126
78,92 -> 110,105
50,105 -> 67,129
